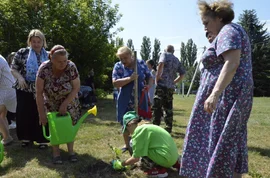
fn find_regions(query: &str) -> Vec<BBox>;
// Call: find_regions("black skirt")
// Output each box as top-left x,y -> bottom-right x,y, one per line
16,90 -> 49,143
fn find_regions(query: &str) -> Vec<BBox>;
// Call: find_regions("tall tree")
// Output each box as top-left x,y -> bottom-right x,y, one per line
180,39 -> 199,91
140,36 -> 151,60
126,39 -> 134,51
180,42 -> 187,67
0,0 -> 122,92
180,39 -> 197,68
115,37 -> 124,48
152,38 -> 161,64
238,9 -> 270,96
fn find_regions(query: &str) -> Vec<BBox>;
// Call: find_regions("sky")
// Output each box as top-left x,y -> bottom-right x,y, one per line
111,0 -> 270,59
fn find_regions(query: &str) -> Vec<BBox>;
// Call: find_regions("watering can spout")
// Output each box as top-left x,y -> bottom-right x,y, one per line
88,105 -> 97,116
73,105 -> 97,135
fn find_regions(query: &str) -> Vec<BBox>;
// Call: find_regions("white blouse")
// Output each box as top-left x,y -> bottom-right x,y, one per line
0,55 -> 15,89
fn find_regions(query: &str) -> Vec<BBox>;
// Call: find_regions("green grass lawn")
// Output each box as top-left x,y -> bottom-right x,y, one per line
0,95 -> 269,178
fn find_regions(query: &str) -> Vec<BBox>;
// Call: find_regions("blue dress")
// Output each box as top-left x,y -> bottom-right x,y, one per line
112,59 -> 152,124
180,23 -> 253,178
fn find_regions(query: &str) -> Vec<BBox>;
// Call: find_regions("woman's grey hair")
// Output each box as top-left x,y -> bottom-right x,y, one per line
49,45 -> 69,60
116,46 -> 133,57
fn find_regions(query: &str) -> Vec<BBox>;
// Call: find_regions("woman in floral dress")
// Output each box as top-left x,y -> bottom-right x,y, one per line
36,45 -> 81,164
180,1 -> 253,178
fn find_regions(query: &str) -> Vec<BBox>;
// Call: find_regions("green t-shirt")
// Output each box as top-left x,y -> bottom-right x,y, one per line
131,124 -> 178,168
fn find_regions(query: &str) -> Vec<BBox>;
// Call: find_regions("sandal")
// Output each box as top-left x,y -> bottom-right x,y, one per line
52,156 -> 63,164
68,154 -> 78,163
1,136 -> 13,146
38,144 -> 48,149
121,146 -> 128,153
21,141 -> 32,147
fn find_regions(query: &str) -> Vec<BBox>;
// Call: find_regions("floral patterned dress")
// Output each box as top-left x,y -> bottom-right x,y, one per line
180,23 -> 253,178
37,60 -> 81,124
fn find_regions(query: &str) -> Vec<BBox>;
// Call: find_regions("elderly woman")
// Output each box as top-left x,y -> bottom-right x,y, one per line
0,55 -> 16,145
11,29 -> 49,148
112,46 -> 152,153
180,1 -> 253,178
36,45 -> 81,164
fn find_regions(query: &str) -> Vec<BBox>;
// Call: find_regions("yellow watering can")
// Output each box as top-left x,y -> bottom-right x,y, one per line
0,136 -> 4,163
42,105 -> 97,145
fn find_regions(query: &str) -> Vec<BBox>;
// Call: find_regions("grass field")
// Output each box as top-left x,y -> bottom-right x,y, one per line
0,95 -> 269,178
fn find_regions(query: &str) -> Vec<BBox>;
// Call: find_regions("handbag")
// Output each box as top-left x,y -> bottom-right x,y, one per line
138,87 -> 152,119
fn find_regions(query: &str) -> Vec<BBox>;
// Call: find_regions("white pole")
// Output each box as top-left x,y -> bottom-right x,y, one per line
182,81 -> 184,97
186,61 -> 201,97
186,46 -> 206,97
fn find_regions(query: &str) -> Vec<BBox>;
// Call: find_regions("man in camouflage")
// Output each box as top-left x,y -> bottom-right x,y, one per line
152,45 -> 185,133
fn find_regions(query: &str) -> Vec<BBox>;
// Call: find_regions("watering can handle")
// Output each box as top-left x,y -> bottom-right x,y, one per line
56,113 -> 69,117
42,125 -> 51,141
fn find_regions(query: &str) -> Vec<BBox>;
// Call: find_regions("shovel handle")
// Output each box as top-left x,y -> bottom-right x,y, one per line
0,136 -> 4,163
134,51 -> 138,114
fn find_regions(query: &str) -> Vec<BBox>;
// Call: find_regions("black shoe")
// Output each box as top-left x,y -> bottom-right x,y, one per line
52,156 -> 63,164
38,144 -> 48,149
68,154 -> 78,163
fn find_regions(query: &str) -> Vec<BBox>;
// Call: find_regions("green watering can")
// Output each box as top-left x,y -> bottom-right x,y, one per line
42,105 -> 97,145
0,136 -> 4,163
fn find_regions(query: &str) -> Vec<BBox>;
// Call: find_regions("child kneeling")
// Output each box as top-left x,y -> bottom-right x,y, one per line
118,111 -> 180,177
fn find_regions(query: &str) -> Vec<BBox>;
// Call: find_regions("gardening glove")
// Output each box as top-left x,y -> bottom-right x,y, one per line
112,159 -> 124,170
112,160 -> 131,171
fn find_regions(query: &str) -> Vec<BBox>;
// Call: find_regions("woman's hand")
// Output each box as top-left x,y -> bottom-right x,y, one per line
59,102 -> 68,115
39,113 -> 47,126
204,93 -> 219,114
18,76 -> 28,89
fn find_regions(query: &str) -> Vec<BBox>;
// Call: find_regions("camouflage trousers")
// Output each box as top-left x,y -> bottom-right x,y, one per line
152,85 -> 174,133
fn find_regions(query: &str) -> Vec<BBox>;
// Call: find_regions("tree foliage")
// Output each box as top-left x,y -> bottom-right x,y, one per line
140,36 -> 151,60
0,0 -> 122,91
152,38 -> 161,64
238,9 -> 270,96
126,39 -> 134,51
